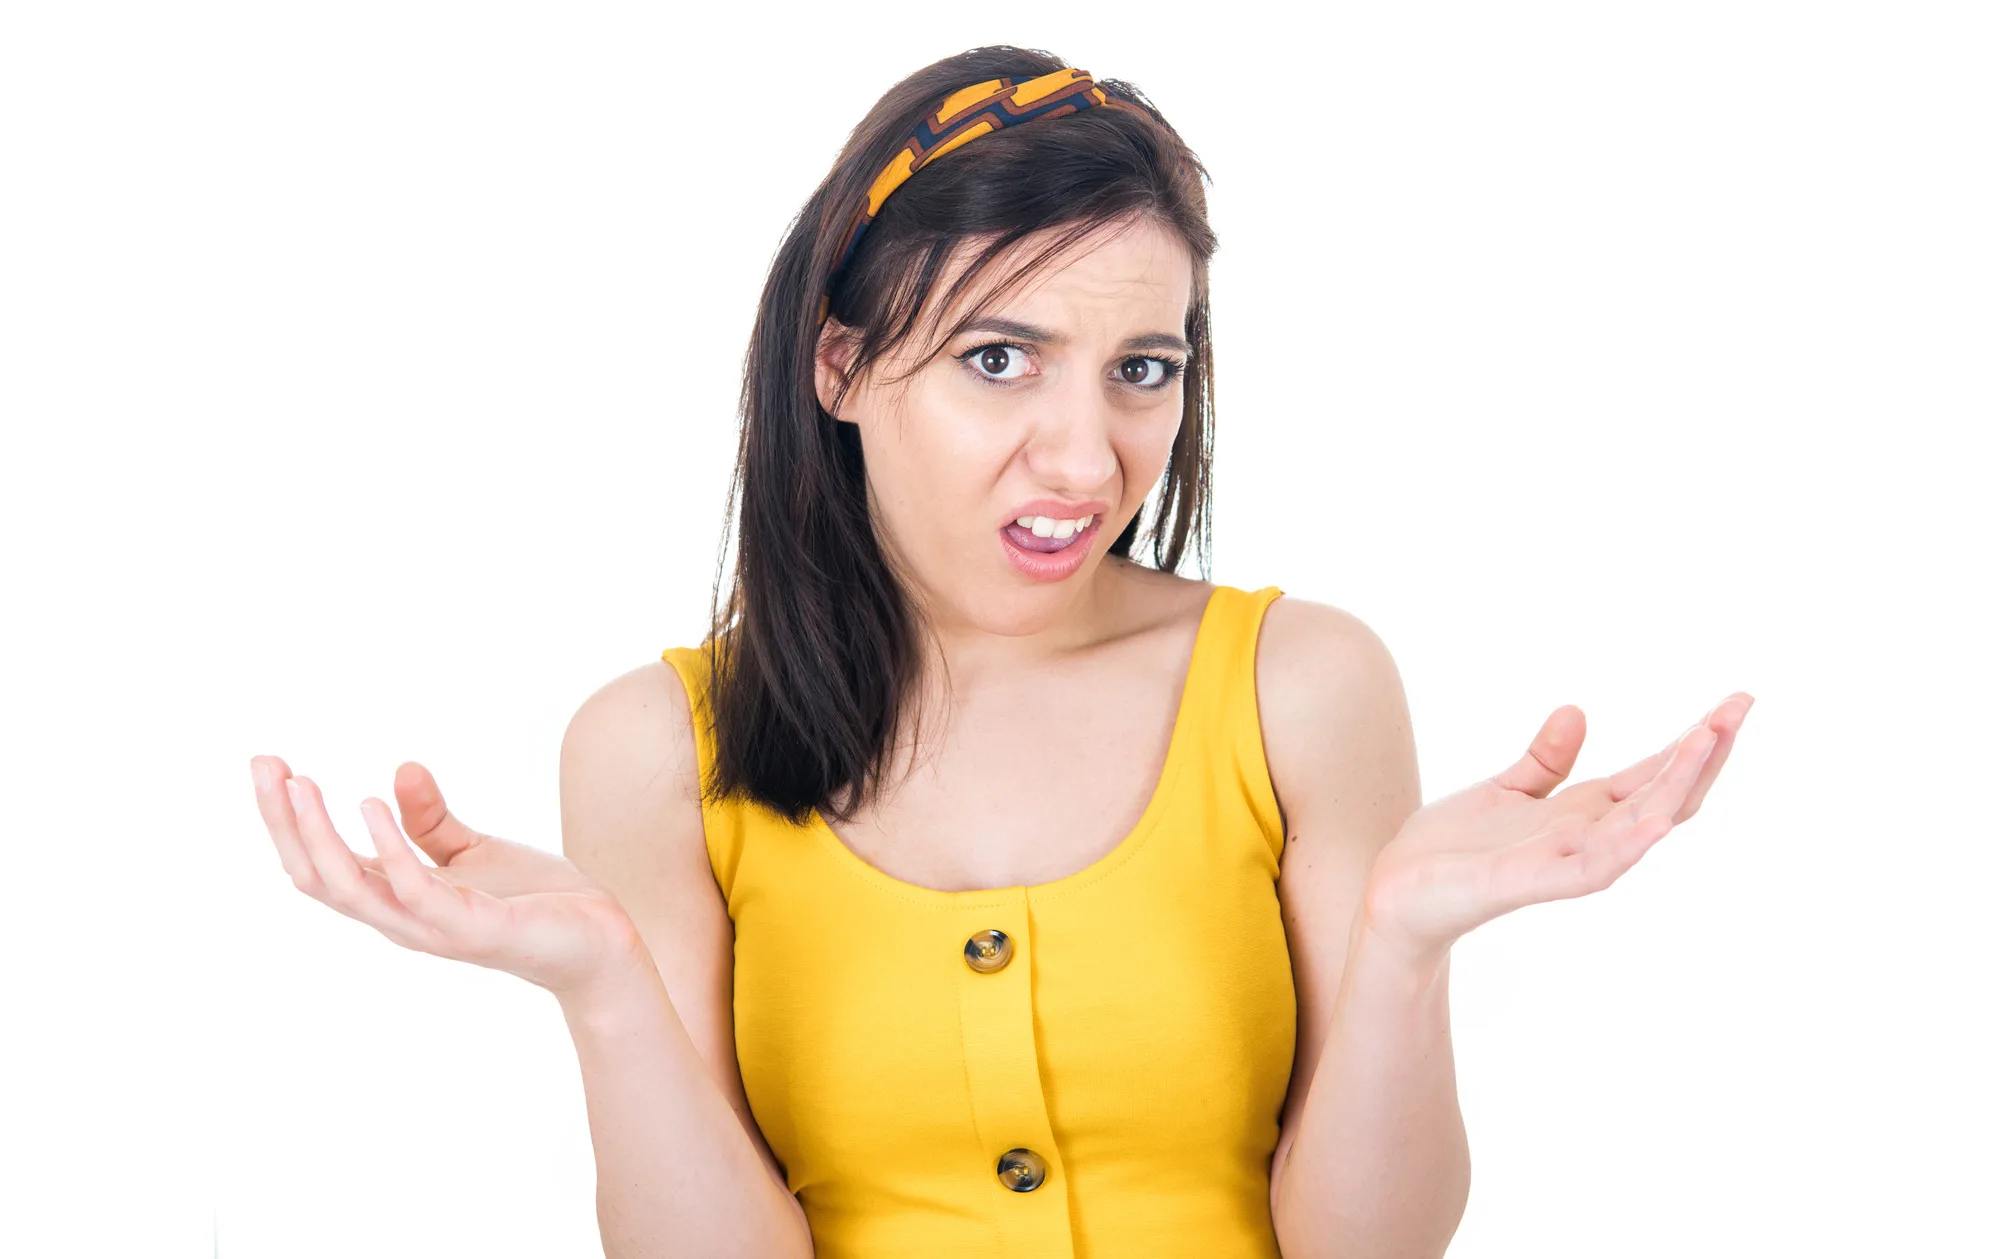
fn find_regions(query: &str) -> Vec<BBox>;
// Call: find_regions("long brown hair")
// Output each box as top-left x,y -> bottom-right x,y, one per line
701,45 -> 1219,825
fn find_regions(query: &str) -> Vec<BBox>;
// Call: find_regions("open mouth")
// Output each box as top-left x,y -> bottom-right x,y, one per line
1000,513 -> 1098,554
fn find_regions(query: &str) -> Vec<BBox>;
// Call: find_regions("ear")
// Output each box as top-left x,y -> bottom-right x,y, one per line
813,317 -> 859,422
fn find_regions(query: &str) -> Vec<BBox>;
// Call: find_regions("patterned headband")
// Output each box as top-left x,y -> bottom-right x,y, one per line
817,66 -> 1139,326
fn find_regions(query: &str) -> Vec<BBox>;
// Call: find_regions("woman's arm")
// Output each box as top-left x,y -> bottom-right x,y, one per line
556,955 -> 811,1258
1257,598 -> 1750,1259
1268,911 -> 1468,1259
1253,597 -> 1466,1259
559,663 -> 813,1259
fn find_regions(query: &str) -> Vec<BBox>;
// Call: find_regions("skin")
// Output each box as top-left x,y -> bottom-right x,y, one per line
248,210 -> 1753,1257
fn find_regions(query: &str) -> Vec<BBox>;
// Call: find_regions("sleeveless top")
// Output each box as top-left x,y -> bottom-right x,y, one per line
659,583 -> 1297,1259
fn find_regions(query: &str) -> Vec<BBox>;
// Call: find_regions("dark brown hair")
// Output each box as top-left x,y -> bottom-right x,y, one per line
699,45 -> 1218,825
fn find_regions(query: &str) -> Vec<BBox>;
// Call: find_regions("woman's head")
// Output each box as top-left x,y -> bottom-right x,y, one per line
817,214 -> 1195,635
706,46 -> 1218,822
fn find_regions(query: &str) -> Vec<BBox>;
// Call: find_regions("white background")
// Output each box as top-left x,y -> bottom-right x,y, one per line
2,2 -> 1994,1255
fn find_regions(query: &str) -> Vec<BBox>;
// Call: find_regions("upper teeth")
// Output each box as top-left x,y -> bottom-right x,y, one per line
1017,514 -> 1094,539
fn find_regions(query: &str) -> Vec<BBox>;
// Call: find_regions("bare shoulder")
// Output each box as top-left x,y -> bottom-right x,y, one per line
1256,595 -> 1400,703
559,658 -> 705,861
1253,594 -> 1420,848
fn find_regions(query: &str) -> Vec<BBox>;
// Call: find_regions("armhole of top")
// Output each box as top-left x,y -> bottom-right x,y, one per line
658,645 -> 742,902
1232,585 -> 1288,868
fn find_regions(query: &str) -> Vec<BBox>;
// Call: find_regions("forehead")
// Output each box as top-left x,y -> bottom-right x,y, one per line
926,215 -> 1193,336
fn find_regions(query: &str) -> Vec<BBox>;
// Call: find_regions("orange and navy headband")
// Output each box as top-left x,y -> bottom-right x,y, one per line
818,67 -> 1139,326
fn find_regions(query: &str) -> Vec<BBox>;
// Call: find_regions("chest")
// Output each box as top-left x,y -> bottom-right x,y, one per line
827,645 -> 1195,893
723,794 -> 1298,1248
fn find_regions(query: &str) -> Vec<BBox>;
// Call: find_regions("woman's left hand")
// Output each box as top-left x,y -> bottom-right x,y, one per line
1360,692 -> 1755,968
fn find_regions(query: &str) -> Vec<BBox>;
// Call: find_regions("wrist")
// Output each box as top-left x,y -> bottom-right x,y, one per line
1354,903 -> 1454,991
554,936 -> 662,1029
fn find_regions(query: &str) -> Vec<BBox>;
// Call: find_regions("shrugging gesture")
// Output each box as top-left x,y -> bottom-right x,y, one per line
250,755 -> 644,1002
1361,693 -> 1755,965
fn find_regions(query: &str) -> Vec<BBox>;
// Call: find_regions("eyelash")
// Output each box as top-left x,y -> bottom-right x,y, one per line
954,340 -> 1188,391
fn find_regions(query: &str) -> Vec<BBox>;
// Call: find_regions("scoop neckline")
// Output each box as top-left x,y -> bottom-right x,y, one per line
806,583 -> 1228,908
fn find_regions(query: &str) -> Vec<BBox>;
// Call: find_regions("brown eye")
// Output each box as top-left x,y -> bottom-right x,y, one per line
1121,356 -> 1179,388
961,343 -> 1031,382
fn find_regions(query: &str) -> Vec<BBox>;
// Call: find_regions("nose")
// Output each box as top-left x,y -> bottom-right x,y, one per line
1023,379 -> 1119,494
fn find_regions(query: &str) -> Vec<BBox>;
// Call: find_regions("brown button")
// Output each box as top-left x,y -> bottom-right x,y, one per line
963,928 -> 1013,973
996,1147 -> 1047,1192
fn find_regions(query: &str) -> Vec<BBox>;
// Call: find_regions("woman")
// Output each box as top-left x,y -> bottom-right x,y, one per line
250,46 -> 1751,1259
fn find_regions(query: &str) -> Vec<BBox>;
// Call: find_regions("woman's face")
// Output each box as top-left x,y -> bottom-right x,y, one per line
815,215 -> 1194,637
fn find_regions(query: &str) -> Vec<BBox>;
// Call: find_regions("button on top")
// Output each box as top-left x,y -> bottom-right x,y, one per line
963,928 -> 1014,973
996,1147 -> 1047,1192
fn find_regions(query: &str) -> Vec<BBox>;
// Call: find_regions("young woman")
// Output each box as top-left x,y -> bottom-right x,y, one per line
250,46 -> 1752,1259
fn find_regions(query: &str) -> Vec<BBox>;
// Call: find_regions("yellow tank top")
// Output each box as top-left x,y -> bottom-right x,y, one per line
660,583 -> 1297,1258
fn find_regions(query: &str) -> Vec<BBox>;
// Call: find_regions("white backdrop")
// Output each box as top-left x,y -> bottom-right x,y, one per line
2,2 -> 1994,1255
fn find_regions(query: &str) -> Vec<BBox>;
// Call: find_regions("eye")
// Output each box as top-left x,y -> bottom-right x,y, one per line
958,342 -> 1033,383
1119,355 -> 1186,390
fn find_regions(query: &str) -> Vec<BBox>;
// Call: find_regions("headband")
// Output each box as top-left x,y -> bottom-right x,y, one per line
817,67 -> 1139,327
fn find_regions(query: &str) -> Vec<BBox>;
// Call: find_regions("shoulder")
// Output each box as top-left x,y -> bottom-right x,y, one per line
558,656 -> 707,879
1255,594 -> 1406,737
1255,591 -> 1391,665
1252,594 -> 1418,838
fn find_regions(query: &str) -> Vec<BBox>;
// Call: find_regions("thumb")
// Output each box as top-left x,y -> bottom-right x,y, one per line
1489,705 -> 1585,798
391,760 -> 483,866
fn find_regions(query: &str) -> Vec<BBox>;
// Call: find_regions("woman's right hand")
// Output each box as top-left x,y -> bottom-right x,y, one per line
251,754 -> 649,1004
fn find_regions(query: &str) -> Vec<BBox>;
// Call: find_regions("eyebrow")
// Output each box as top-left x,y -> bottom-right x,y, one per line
959,317 -> 1190,356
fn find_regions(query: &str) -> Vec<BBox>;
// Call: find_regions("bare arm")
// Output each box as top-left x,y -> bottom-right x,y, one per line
1269,914 -> 1466,1259
1256,598 -> 1469,1259
1259,598 -> 1750,1259
559,660 -> 812,1259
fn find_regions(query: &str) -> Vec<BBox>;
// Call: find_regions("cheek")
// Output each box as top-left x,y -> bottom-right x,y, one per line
1115,409 -> 1182,502
864,391 -> 1010,533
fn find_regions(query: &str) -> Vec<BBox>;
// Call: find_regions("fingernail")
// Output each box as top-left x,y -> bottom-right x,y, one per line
251,759 -> 270,792
285,778 -> 303,809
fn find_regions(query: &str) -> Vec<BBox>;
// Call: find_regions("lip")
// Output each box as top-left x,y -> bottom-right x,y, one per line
999,513 -> 1103,583
1000,497 -> 1111,530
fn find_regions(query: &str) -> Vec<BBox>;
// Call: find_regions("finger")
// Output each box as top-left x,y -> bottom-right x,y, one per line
1606,746 -> 1671,803
360,799 -> 522,968
1675,693 -> 1753,819
345,866 -> 455,953
252,760 -> 387,875
1521,719 -> 1726,905
1619,724 -> 1717,826
358,797 -> 485,944
252,755 -> 391,872
391,761 -> 483,868
251,756 -> 320,891
1535,727 -> 1713,903
284,776 -> 432,940
1531,810 -> 1675,903
1490,705 -> 1586,799
1607,692 -> 1748,802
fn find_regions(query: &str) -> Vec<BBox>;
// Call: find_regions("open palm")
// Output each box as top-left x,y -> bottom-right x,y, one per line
1363,692 -> 1754,963
251,755 -> 642,999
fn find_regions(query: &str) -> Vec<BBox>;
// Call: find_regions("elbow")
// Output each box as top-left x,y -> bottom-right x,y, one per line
1270,1152 -> 1471,1259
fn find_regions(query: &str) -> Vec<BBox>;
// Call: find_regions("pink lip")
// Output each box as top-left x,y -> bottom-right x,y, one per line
1000,497 -> 1111,530
999,514 -> 1103,583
